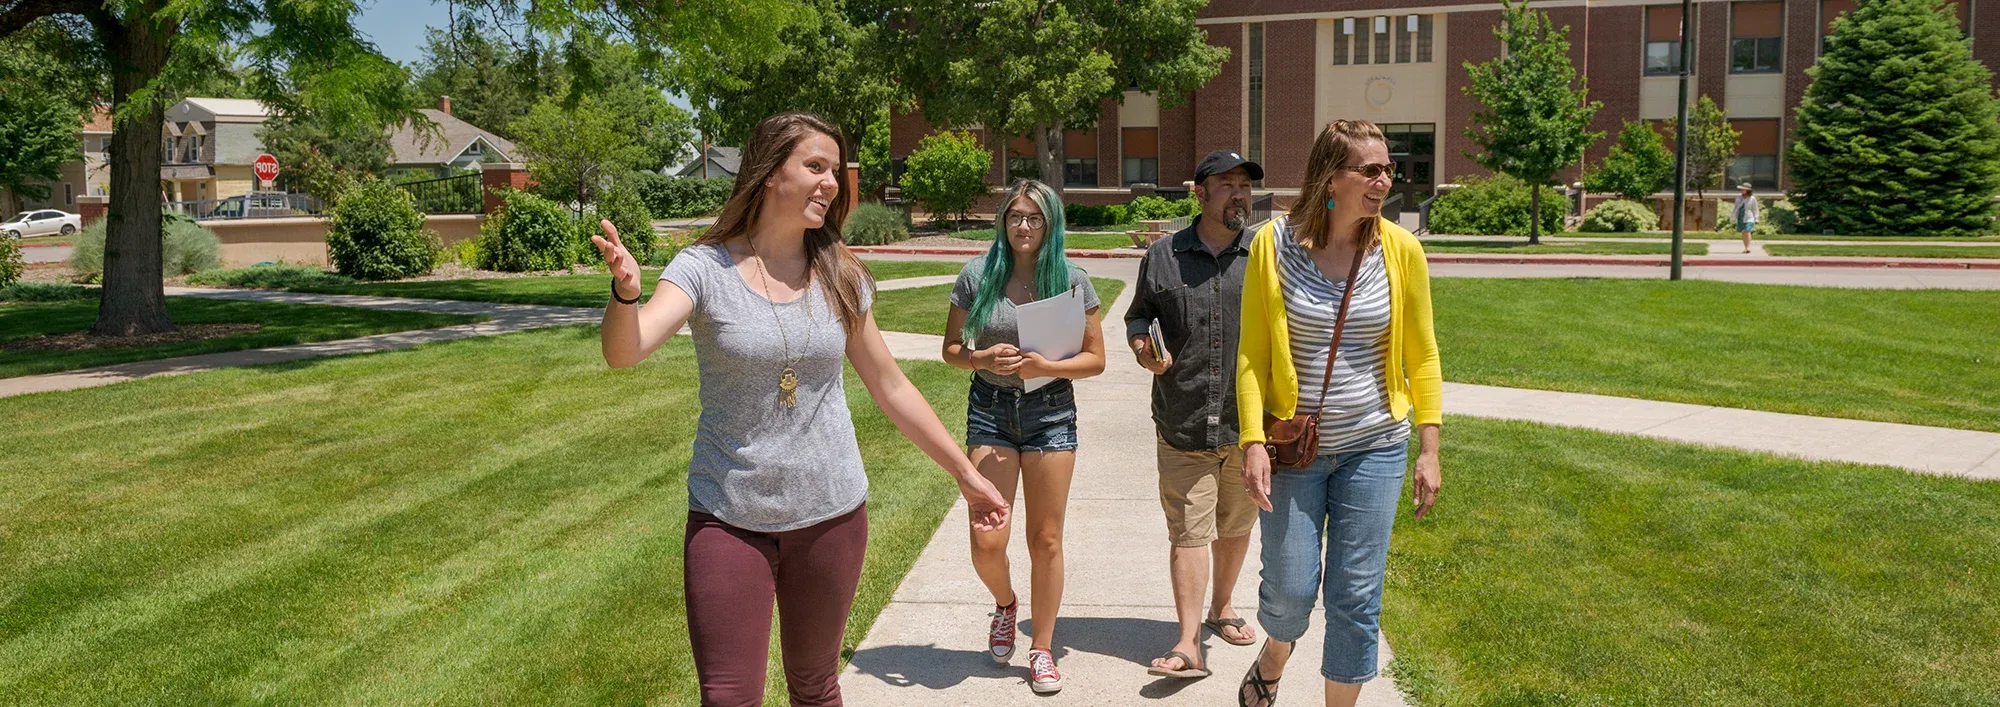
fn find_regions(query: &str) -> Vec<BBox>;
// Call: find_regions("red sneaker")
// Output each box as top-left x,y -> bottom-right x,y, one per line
987,601 -> 1017,663
1027,648 -> 1063,694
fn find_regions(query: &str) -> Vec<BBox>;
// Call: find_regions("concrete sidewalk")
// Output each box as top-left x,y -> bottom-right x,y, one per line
846,281 -> 1413,706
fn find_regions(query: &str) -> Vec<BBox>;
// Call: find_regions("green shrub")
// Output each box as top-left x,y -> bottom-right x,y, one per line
1580,199 -> 1659,232
69,212 -> 222,278
903,130 -> 993,223
648,228 -> 698,267
1427,174 -> 1570,236
593,184 -> 657,264
1067,203 -> 1130,228
631,173 -> 733,219
844,202 -> 911,245
184,264 -> 356,289
0,282 -> 92,301
0,239 -> 21,289
476,189 -> 576,272
326,179 -> 442,281
1582,120 -> 1675,201
1127,194 -> 1202,221
1760,199 -> 1801,235
440,237 -> 479,266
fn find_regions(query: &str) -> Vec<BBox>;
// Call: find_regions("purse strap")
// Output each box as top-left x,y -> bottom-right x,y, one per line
1309,245 -> 1369,416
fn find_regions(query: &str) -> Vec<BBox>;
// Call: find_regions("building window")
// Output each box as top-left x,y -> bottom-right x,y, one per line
1122,127 -> 1159,186
1395,15 -> 1414,63
890,157 -> 906,187
1645,5 -> 1693,76
1354,17 -> 1372,65
162,136 -> 177,163
1333,17 -> 1352,65
1416,15 -> 1435,62
64,183 -> 73,205
465,140 -> 484,156
1372,16 -> 1392,64
1727,118 -> 1781,190
1064,159 -> 1098,187
1247,23 -> 1265,182
1731,2 -> 1783,73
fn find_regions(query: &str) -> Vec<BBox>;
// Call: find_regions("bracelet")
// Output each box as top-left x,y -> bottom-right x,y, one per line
611,287 -> 640,305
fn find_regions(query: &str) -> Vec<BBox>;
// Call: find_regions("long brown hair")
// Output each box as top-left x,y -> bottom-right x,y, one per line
1287,120 -> 1387,250
699,112 -> 873,333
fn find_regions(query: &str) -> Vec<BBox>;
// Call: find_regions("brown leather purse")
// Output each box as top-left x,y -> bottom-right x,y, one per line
1261,247 -> 1367,469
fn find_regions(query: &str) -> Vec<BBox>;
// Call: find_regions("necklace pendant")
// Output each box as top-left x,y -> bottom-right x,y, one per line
779,366 -> 799,408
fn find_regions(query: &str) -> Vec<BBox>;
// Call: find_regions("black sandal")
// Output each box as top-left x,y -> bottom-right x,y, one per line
1239,662 -> 1280,706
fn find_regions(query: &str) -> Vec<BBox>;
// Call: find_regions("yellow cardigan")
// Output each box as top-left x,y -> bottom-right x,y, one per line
1235,217 -> 1443,447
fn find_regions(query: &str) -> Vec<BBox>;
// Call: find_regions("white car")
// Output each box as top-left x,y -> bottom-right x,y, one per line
2,209 -> 82,239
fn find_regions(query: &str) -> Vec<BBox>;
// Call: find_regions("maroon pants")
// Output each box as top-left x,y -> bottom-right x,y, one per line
684,505 -> 868,707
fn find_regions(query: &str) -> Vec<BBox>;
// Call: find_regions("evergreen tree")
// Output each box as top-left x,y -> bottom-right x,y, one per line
1462,0 -> 1604,244
1789,0 -> 2000,235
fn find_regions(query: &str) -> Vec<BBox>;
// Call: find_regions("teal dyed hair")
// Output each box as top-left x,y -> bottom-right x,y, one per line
960,179 -> 1071,344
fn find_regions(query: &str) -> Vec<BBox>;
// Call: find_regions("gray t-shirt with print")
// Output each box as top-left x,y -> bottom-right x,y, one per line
949,255 -> 1100,389
660,243 -> 874,533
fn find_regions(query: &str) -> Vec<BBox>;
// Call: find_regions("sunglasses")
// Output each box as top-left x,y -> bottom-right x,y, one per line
1339,163 -> 1398,180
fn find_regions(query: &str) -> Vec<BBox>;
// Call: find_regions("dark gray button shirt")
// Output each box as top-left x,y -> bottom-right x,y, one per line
1122,218 -> 1251,452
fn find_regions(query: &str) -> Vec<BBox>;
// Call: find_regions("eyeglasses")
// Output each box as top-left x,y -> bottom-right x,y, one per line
1004,213 -> 1047,229
1340,164 -> 1398,180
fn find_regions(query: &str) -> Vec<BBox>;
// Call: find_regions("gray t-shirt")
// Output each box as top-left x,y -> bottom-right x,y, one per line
660,243 -> 873,532
949,256 -> 1100,389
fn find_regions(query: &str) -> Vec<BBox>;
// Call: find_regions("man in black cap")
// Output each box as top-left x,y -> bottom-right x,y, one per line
1125,149 -> 1263,679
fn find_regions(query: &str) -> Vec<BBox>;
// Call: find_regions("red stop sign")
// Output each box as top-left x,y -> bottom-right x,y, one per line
253,154 -> 280,183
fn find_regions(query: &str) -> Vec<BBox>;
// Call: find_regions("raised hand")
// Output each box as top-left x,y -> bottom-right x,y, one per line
591,219 -> 643,302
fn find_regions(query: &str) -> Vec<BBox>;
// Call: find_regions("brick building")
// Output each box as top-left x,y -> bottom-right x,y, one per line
891,0 -> 2000,210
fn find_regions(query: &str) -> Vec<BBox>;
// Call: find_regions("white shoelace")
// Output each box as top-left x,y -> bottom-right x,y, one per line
1029,649 -> 1058,678
989,607 -> 1014,643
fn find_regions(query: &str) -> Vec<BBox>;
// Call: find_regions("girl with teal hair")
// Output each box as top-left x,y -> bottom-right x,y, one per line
942,178 -> 1106,695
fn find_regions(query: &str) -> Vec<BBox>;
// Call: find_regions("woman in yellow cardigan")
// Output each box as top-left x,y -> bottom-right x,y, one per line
1233,120 -> 1442,707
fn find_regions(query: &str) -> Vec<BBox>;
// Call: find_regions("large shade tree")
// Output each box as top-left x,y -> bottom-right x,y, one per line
1461,0 -> 1603,244
0,0 -> 790,336
877,0 -> 1225,197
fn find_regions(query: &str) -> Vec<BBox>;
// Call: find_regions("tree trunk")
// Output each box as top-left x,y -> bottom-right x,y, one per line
94,7 -> 175,336
1033,122 -> 1065,199
1529,181 -> 1542,245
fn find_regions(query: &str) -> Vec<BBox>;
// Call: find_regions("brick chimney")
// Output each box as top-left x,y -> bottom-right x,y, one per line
438,95 -> 452,116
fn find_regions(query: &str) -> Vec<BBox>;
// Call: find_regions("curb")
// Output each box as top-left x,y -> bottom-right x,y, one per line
15,242 -> 68,250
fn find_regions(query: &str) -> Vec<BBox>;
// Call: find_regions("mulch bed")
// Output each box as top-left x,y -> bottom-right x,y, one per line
1,324 -> 263,352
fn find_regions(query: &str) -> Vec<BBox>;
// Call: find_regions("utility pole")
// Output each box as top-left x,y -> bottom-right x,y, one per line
1669,0 -> 1693,280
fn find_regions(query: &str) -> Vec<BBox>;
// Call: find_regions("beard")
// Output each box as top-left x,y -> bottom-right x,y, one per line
1221,203 -> 1248,231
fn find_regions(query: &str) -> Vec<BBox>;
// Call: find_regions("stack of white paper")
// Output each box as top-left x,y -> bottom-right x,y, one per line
1014,286 -> 1087,392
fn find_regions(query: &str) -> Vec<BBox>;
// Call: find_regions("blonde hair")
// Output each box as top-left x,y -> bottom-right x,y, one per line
1286,120 -> 1386,250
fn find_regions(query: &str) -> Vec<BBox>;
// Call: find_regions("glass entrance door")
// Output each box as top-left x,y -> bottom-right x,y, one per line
1379,124 -> 1436,215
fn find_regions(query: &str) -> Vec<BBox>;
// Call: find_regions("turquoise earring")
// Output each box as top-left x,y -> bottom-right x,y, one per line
1326,198 -> 1337,210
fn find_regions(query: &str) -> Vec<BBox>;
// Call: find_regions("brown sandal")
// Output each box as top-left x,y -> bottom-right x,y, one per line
1205,616 -> 1257,646
1239,662 -> 1280,707
1145,650 -> 1211,679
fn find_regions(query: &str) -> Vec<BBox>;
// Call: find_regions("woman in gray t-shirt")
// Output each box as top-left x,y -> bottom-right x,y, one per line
942,178 -> 1106,695
591,112 -> 1010,707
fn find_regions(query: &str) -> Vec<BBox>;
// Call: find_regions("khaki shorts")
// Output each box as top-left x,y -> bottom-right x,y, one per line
1157,437 -> 1258,547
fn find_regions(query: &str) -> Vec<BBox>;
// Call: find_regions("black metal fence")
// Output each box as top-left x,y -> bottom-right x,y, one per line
395,173 -> 482,214
165,192 -> 325,221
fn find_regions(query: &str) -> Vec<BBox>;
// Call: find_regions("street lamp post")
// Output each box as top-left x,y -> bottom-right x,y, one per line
1670,0 -> 1694,280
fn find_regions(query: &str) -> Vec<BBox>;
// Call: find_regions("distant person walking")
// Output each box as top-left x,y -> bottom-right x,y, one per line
1734,184 -> 1760,253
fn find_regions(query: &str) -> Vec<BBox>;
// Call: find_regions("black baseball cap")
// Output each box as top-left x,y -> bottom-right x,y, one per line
1194,149 -> 1264,185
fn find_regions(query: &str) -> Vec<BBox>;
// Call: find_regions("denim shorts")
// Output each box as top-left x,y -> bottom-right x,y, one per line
964,376 -> 1079,453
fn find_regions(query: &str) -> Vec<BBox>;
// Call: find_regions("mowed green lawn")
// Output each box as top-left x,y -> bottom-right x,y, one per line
0,297 -> 483,378
1387,417 -> 2000,705
0,328 -> 970,705
871,278 -> 1128,337
293,261 -> 968,308
1764,244 -> 2000,259
1419,239 -> 1708,256
948,228 -> 1137,250
1434,278 -> 2000,432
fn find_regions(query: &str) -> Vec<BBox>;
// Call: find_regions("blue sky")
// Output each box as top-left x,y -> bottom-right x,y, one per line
353,2 -> 455,66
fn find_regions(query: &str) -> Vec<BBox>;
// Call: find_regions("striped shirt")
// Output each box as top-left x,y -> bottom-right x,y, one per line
1276,225 -> 1410,454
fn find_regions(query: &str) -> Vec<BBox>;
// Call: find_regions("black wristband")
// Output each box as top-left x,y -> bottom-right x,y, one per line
611,287 -> 640,305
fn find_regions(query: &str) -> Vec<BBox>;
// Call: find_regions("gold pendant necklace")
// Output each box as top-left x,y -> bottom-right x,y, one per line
752,239 -> 814,409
